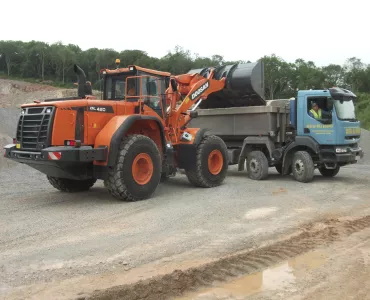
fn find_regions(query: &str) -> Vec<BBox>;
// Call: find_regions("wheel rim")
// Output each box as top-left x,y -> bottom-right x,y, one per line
132,153 -> 153,185
250,158 -> 260,173
208,150 -> 223,175
294,159 -> 304,175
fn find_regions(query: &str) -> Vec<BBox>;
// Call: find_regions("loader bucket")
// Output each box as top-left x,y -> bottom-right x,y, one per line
187,61 -> 265,108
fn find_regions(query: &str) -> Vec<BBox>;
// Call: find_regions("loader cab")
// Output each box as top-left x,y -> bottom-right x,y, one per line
101,65 -> 170,118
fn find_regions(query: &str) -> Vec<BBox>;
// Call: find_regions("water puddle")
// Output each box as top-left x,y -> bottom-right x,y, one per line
177,250 -> 328,299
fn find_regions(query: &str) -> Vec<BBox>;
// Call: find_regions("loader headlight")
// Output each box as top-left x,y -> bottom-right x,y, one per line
336,147 -> 348,153
46,108 -> 51,113
21,109 -> 25,115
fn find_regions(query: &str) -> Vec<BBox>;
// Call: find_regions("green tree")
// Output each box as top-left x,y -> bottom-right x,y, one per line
0,40 -> 21,76
260,54 -> 293,100
322,64 -> 344,87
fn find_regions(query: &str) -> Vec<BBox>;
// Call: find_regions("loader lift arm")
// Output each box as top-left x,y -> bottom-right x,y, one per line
164,68 -> 226,144
163,60 -> 265,144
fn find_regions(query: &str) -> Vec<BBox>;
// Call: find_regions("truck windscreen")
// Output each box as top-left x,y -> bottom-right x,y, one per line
334,99 -> 356,121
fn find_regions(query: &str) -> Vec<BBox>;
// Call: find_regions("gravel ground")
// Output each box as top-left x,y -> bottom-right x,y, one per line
1,105 -> 370,299
1,161 -> 370,300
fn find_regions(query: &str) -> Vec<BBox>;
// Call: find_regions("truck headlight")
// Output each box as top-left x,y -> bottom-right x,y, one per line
21,109 -> 25,115
336,147 -> 348,153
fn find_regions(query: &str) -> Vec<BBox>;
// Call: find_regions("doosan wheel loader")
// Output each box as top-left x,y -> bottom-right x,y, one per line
3,60 -> 270,200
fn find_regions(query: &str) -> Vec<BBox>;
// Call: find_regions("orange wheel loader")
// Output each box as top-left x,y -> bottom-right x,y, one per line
3,60 -> 262,201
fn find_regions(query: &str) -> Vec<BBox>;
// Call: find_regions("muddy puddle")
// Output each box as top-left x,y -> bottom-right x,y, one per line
177,250 -> 328,299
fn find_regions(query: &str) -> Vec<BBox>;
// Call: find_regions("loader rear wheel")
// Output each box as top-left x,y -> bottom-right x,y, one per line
47,176 -> 96,192
104,134 -> 162,201
292,151 -> 314,183
185,135 -> 228,188
246,151 -> 269,180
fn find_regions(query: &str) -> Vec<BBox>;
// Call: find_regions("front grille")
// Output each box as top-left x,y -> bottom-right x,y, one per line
345,135 -> 360,140
16,106 -> 55,151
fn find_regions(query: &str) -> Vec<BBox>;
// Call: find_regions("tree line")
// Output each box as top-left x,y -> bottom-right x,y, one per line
0,40 -> 370,101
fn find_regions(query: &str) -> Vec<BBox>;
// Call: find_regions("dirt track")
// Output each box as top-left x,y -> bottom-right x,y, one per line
177,220 -> 370,300
1,80 -> 370,300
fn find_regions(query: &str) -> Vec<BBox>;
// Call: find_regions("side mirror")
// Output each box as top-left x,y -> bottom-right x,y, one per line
170,78 -> 178,92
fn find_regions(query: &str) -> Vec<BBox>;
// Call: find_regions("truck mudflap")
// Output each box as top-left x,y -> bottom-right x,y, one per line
3,144 -> 108,180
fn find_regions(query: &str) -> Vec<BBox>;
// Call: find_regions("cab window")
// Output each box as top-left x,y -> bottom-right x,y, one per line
104,74 -> 131,100
306,96 -> 332,124
141,76 -> 161,111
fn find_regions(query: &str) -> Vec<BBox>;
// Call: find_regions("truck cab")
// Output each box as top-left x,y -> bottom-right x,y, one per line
290,87 -> 362,171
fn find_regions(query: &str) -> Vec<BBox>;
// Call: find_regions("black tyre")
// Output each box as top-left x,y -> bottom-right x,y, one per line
292,151 -> 314,183
319,165 -> 340,177
246,151 -> 269,180
47,176 -> 96,192
104,134 -> 162,201
275,163 -> 292,175
185,135 -> 228,188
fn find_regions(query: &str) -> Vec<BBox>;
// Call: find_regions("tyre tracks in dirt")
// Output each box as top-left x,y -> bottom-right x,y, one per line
86,215 -> 370,300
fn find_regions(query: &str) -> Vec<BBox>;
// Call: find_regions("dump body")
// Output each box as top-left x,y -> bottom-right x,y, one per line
189,99 -> 291,144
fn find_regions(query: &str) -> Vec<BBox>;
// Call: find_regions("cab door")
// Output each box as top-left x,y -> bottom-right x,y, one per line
301,94 -> 336,145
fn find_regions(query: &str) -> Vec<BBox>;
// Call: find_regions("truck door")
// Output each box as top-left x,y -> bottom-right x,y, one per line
301,95 -> 336,145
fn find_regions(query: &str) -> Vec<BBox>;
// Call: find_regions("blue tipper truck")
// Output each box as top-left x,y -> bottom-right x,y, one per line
189,61 -> 364,182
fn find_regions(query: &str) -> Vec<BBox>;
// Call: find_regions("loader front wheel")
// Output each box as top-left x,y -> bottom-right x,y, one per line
104,134 -> 162,201
47,176 -> 96,192
185,135 -> 228,188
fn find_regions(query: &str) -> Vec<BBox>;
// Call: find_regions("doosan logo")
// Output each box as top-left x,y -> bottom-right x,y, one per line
190,81 -> 209,101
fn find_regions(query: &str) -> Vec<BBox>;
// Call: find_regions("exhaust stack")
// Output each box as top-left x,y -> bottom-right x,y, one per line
74,64 -> 92,98
187,61 -> 265,109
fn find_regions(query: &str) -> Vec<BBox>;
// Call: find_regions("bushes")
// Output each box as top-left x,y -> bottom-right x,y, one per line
355,93 -> 370,129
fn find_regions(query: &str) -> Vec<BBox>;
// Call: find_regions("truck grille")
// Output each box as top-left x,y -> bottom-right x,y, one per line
16,106 -> 55,151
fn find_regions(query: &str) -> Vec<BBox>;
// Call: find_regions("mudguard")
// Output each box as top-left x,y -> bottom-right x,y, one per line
282,136 -> 320,175
176,128 -> 209,169
94,115 -> 166,167
237,136 -> 276,171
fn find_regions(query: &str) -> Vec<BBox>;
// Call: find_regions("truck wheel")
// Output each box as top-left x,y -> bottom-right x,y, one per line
319,165 -> 340,177
292,151 -> 314,183
104,134 -> 162,201
185,135 -> 228,188
47,176 -> 96,192
246,151 -> 269,180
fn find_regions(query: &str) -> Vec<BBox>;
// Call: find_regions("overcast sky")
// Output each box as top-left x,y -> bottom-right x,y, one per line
1,0 -> 368,66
